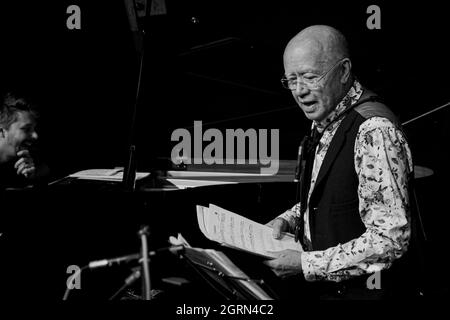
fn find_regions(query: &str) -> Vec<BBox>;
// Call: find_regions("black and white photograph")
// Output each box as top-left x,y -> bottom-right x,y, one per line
0,0 -> 448,313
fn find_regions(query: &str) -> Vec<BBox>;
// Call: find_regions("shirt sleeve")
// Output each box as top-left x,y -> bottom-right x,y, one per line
300,117 -> 413,282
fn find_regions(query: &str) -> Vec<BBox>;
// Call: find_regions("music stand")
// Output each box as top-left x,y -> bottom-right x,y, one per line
178,247 -> 277,300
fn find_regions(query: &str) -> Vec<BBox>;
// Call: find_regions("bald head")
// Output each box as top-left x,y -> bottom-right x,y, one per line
283,25 -> 354,122
284,25 -> 349,67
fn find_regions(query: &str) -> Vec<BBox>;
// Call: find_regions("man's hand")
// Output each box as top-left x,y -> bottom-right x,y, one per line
263,249 -> 303,278
14,150 -> 36,179
266,217 -> 290,239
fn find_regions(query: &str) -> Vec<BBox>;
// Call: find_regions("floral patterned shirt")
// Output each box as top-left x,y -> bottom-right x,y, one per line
278,80 -> 413,282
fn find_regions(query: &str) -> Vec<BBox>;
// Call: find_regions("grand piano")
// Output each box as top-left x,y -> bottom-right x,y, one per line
0,160 -> 301,300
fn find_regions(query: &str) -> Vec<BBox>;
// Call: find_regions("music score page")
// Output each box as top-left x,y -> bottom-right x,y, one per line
196,204 -> 302,258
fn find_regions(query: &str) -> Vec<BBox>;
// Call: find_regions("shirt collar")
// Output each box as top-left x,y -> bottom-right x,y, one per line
314,80 -> 363,132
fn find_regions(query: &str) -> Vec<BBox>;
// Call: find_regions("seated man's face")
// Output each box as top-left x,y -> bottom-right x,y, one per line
0,111 -> 38,162
284,45 -> 345,122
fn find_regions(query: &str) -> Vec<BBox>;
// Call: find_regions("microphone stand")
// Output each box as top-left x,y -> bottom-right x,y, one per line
122,37 -> 144,192
122,0 -> 150,192
62,245 -> 184,300
138,225 -> 152,300
109,267 -> 141,300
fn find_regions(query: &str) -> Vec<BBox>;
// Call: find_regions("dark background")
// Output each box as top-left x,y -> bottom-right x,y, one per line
1,0 -> 449,173
0,0 -> 448,300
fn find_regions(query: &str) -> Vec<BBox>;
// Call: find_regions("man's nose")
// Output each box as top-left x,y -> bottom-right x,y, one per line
31,131 -> 38,140
293,82 -> 310,97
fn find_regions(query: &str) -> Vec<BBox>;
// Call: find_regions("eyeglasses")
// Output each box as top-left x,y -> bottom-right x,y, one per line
281,58 -> 346,90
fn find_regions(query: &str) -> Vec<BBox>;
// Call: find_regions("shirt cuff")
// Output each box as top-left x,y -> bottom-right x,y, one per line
300,251 -> 319,282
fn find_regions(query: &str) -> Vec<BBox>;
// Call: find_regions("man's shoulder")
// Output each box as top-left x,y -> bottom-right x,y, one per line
353,89 -> 398,124
357,117 -> 398,136
350,89 -> 404,137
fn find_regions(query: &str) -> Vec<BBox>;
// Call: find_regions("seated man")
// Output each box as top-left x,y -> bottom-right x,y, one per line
0,92 -> 48,189
264,25 -> 415,299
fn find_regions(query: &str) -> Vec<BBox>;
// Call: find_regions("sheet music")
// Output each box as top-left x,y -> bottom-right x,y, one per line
68,168 -> 150,181
196,204 -> 302,258
165,178 -> 237,189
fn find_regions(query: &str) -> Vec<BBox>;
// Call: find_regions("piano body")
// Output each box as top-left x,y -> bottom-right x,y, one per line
0,161 -> 299,300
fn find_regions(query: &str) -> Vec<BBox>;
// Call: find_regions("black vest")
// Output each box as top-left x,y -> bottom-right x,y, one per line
308,93 -> 399,251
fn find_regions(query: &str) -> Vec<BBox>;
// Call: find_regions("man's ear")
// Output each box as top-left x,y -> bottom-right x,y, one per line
340,58 -> 352,84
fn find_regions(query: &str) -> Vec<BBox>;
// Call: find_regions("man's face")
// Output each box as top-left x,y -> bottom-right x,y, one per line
283,45 -> 345,122
0,111 -> 38,163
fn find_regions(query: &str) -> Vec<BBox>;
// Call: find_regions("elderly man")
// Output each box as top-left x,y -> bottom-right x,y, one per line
0,92 -> 47,188
265,25 -> 413,299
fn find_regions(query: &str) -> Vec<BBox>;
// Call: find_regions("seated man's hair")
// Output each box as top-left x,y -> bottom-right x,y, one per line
0,92 -> 38,129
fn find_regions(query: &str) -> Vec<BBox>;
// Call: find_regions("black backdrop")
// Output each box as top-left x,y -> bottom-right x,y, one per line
2,0 -> 449,174
0,0 -> 449,301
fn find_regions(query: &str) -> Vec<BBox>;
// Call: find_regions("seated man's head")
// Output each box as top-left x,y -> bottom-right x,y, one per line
0,93 -> 39,164
282,25 -> 353,121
